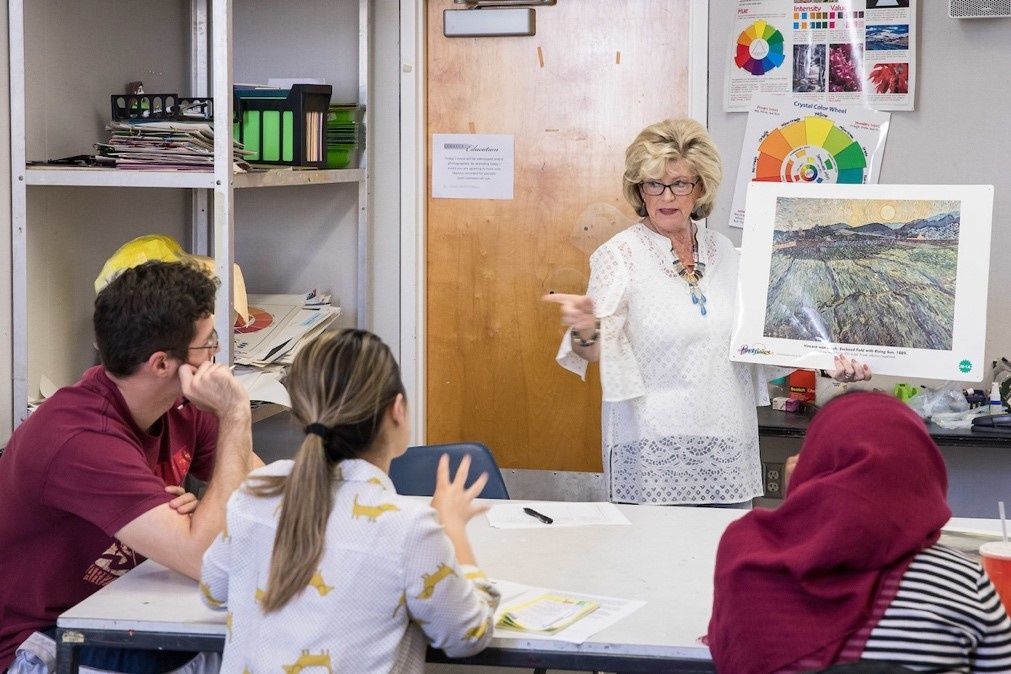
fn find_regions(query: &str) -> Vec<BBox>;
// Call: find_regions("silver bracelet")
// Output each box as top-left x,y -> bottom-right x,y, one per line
571,320 -> 601,347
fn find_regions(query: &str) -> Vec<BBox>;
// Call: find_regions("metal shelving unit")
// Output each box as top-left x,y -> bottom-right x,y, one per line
7,0 -> 371,426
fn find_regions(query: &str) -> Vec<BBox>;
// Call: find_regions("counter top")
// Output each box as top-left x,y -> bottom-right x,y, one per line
757,406 -> 1011,448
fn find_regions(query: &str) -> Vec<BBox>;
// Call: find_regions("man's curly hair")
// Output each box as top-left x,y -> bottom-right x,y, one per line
94,260 -> 219,377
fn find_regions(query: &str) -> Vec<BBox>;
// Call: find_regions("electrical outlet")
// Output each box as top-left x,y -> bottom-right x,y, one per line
763,462 -> 784,499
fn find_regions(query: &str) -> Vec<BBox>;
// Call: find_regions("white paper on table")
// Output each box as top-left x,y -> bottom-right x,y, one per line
486,502 -> 631,529
942,517 -> 1005,538
489,579 -> 646,644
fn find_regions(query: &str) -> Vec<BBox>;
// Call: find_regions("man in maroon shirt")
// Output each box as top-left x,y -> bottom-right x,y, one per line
0,260 -> 259,672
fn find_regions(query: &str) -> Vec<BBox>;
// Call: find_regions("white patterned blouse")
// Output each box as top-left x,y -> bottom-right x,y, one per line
200,458 -> 500,674
556,223 -> 772,505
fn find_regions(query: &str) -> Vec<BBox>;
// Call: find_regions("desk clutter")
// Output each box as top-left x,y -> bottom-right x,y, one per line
81,84 -> 364,172
234,291 -> 340,368
98,90 -> 254,170
768,369 -> 817,413
232,291 -> 342,410
767,362 -> 1011,428
902,369 -> 1011,432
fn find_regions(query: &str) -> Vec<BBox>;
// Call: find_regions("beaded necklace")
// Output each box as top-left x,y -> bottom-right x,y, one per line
671,240 -> 707,316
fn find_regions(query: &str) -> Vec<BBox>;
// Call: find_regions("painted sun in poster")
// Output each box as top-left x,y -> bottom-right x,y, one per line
763,197 -> 960,350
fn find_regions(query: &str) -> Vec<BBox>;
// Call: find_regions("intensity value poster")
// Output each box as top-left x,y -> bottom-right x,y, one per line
729,95 -> 890,228
730,182 -> 994,381
726,0 -> 917,112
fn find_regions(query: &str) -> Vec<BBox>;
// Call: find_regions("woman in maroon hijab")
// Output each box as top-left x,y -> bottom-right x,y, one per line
708,391 -> 1011,673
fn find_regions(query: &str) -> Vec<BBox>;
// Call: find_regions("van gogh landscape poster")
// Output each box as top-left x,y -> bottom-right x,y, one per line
730,182 -> 994,380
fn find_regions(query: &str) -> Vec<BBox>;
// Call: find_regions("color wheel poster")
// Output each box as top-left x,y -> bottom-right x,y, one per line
725,0 -> 917,112
730,94 -> 890,228
730,182 -> 994,381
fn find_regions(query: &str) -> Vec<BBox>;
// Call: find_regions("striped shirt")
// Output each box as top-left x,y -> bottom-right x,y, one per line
859,544 -> 1011,672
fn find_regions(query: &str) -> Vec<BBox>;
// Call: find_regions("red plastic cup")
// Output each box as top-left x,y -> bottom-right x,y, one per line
980,541 -> 1011,615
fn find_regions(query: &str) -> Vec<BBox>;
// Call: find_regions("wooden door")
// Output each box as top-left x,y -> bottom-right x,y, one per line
426,0 -> 694,471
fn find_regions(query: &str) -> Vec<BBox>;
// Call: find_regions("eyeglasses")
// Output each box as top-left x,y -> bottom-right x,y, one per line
188,330 -> 219,352
641,179 -> 699,197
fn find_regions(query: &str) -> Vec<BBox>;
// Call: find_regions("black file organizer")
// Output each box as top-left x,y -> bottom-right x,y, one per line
233,84 -> 332,168
110,94 -> 213,121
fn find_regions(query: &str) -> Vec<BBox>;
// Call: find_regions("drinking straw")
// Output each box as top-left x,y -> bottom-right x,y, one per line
1001,501 -> 1008,544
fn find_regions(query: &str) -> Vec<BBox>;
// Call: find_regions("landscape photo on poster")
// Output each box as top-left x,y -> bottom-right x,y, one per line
730,182 -> 994,380
764,196 -> 958,350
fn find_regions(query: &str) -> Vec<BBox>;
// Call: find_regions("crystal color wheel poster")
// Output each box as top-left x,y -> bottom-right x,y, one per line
730,95 -> 890,229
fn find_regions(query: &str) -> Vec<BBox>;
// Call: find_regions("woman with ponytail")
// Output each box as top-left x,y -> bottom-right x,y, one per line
200,329 -> 499,673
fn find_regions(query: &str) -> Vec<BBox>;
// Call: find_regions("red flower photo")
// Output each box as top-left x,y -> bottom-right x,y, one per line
868,62 -> 909,94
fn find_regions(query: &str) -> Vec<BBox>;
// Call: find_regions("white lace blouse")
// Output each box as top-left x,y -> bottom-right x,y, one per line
555,223 -> 770,505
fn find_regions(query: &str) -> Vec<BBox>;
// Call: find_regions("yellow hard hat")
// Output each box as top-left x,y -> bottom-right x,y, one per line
94,234 -> 186,293
94,234 -> 250,324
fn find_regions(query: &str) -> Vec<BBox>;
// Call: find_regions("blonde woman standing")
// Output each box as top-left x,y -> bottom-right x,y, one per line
544,118 -> 869,507
201,329 -> 499,673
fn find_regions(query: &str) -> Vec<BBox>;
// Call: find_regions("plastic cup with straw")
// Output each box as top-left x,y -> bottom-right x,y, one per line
980,500 -> 1011,613
1003,501 -> 1008,544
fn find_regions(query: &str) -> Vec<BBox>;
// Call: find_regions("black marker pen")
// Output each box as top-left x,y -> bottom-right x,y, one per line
523,507 -> 553,524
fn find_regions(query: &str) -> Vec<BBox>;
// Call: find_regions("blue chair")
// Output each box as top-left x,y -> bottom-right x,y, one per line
389,442 -> 510,499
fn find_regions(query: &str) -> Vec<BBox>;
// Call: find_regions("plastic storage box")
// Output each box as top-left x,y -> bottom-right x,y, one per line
233,84 -> 332,168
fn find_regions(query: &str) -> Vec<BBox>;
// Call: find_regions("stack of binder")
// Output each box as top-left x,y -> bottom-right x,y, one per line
326,104 -> 363,169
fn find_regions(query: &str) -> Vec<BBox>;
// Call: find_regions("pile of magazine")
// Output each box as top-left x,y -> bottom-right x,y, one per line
234,291 -> 341,368
231,291 -> 341,410
94,121 -> 255,171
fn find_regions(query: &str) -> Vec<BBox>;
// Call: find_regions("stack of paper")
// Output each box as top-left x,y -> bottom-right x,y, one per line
491,579 -> 645,644
233,367 -> 291,409
498,594 -> 600,632
234,292 -> 341,368
94,121 -> 255,171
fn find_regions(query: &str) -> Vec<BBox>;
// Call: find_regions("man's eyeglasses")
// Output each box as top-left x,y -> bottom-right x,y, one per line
188,330 -> 219,352
641,179 -> 699,197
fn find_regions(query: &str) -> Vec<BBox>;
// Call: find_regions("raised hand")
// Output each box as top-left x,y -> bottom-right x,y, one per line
430,454 -> 489,566
431,454 -> 489,532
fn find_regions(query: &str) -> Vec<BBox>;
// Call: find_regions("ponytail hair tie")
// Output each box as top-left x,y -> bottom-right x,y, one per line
304,423 -> 330,439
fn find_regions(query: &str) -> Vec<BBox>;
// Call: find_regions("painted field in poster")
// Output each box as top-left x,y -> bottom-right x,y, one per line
731,182 -> 994,381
